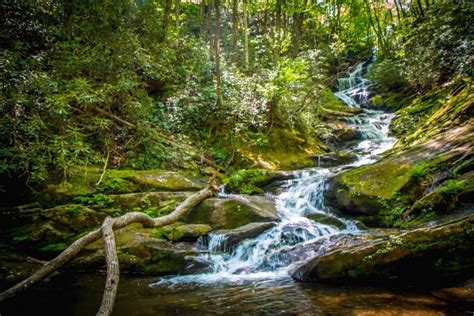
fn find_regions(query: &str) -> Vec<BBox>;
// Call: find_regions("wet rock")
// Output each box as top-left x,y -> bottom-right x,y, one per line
431,279 -> 474,303
290,213 -> 474,283
257,234 -> 364,271
156,223 -> 213,242
5,205 -> 106,252
324,124 -> 474,226
206,222 -> 276,251
306,213 -> 347,229
333,128 -> 363,142
0,244 -> 44,286
184,195 -> 279,229
73,223 -> 210,275
311,151 -> 358,168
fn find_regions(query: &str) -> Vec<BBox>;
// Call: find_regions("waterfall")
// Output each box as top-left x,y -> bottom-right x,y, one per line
153,61 -> 396,286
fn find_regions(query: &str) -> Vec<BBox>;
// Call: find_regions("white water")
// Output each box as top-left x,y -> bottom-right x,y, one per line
153,62 -> 396,286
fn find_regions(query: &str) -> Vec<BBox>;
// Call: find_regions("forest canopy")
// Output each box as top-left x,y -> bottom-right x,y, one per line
0,0 -> 472,191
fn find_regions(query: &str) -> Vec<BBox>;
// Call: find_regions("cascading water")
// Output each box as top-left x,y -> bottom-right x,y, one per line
153,61 -> 396,287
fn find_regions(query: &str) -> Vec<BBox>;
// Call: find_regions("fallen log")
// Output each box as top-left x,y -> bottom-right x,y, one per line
0,179 -> 219,315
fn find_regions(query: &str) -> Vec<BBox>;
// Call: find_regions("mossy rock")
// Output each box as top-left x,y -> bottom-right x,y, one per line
41,168 -> 205,205
105,191 -> 192,215
291,213 -> 474,284
74,223 -> 209,275
235,127 -> 326,170
184,195 -> 279,230
333,128 -> 362,142
6,204 -> 105,252
223,169 -> 294,195
153,223 -> 213,242
311,151 -> 358,168
128,172 -> 205,191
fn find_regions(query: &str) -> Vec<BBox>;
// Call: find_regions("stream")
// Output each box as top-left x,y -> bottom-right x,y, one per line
1,63 -> 468,315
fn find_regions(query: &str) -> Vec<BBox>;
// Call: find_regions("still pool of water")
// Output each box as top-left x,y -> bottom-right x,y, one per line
1,274 -> 472,315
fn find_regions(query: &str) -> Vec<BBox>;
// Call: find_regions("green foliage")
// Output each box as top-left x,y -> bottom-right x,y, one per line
439,180 -> 466,196
367,59 -> 407,92
73,193 -> 113,208
224,169 -> 272,195
410,162 -> 437,181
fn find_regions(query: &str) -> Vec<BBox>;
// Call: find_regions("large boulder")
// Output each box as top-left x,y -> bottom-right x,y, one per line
154,223 -> 213,242
73,223 -> 210,275
333,128 -> 362,142
291,213 -> 474,284
311,151 -> 358,168
3,204 -> 106,253
183,195 -> 279,230
41,168 -> 205,205
129,172 -> 205,191
105,191 -> 193,215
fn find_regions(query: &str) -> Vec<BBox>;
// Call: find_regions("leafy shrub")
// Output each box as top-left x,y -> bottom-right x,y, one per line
367,59 -> 407,92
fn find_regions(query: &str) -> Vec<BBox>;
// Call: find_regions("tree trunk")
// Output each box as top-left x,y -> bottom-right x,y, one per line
290,11 -> 304,58
200,0 -> 207,36
207,0 -> 214,51
175,0 -> 181,30
274,0 -> 281,62
231,0 -> 239,64
215,0 -> 222,105
97,217 -> 119,316
243,0 -> 250,68
0,182 -> 218,312
162,0 -> 172,40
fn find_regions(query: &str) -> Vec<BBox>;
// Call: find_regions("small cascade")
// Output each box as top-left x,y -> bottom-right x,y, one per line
334,62 -> 371,108
154,61 -> 396,286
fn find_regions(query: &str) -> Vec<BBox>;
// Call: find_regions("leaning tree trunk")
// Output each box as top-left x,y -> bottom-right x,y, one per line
0,180 -> 219,315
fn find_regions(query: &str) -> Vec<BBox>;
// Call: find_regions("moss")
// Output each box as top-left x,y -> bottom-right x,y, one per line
235,127 -> 325,170
40,242 -> 68,252
224,169 -> 272,195
153,223 -> 212,242
339,159 -> 412,200
41,167 -> 204,205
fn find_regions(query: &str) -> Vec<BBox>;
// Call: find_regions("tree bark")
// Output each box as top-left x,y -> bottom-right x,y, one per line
274,0 -> 281,62
243,0 -> 249,68
200,0 -> 207,36
175,0 -> 181,30
97,217 -> 119,316
162,0 -> 172,41
231,0 -> 239,64
290,11 -> 304,58
0,182 -> 218,308
215,0 -> 223,105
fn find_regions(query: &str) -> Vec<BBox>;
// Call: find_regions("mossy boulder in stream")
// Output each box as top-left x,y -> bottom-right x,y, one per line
184,195 -> 279,230
73,223 -> 210,275
153,222 -> 212,242
291,212 -> 474,284
325,122 -> 474,227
